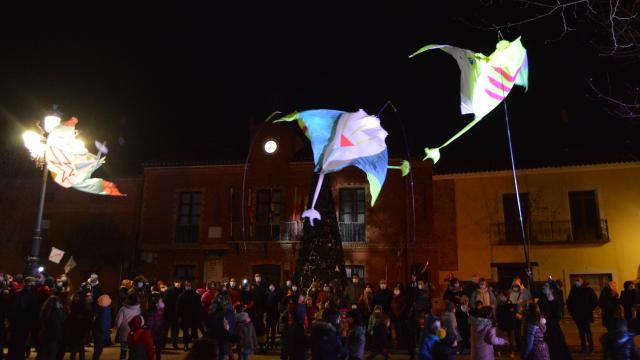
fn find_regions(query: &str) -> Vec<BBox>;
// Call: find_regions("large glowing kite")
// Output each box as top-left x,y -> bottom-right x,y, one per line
410,37 -> 528,163
45,117 -> 123,196
275,109 -> 407,225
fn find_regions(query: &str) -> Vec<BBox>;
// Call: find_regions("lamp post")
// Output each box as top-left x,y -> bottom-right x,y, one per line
22,109 -> 62,276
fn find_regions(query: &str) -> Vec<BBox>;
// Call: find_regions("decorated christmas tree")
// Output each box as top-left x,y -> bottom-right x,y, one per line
294,173 -> 346,289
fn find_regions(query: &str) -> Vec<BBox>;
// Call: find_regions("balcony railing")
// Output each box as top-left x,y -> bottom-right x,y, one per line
490,219 -> 609,244
339,222 -> 366,243
252,221 -> 303,241
176,224 -> 199,243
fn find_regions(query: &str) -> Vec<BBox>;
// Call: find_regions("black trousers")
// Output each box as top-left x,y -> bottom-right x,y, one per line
575,319 -> 594,350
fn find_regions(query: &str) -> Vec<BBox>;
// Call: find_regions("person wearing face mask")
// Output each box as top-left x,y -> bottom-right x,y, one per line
228,278 -> 242,306
471,278 -> 496,310
162,280 -> 182,349
390,286 -> 407,349
316,284 -> 331,307
177,280 -> 202,351
507,277 -> 530,352
345,274 -> 364,306
443,278 -> 465,309
358,285 -> 374,320
265,283 -> 280,349
566,276 -> 597,353
539,280 -> 572,360
408,280 -> 431,360
146,294 -> 167,360
373,280 -> 393,315
250,273 -> 268,353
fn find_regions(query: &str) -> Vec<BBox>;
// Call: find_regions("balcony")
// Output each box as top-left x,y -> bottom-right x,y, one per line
490,219 -> 609,245
339,222 -> 366,243
252,221 -> 303,241
175,224 -> 199,244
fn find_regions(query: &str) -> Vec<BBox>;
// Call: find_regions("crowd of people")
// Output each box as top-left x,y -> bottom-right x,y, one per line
1,270 -> 639,360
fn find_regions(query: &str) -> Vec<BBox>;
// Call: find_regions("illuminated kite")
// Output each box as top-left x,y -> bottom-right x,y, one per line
275,109 -> 408,225
45,117 -> 123,196
410,37 -> 528,163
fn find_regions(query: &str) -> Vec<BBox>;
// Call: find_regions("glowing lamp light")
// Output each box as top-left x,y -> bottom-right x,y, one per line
43,115 -> 62,133
22,131 -> 46,159
37,266 -> 44,273
264,140 -> 278,154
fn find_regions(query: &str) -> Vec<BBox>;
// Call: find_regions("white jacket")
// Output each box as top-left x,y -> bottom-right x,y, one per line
115,304 -> 141,342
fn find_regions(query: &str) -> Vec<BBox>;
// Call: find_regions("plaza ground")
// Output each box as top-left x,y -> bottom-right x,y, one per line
5,316 -> 622,359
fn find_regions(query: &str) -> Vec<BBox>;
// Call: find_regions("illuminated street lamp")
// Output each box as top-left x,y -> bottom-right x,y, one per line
22,106 -> 61,276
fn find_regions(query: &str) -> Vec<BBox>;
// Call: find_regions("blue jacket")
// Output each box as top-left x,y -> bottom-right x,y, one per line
93,305 -> 111,335
419,333 -> 439,360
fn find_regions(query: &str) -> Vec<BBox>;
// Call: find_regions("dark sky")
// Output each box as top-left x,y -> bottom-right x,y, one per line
1,2 -> 638,175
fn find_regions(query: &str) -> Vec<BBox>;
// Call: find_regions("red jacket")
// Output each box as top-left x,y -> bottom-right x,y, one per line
127,328 -> 155,360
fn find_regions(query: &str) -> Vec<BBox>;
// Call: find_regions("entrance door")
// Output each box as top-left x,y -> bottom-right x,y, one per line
252,264 -> 281,285
204,257 -> 223,283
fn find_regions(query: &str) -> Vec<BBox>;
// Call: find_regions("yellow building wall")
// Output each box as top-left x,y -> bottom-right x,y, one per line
435,163 -> 640,288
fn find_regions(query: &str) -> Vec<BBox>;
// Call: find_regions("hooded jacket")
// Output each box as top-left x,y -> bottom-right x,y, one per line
470,317 -> 507,360
115,303 -> 141,342
127,316 -> 155,360
311,320 -> 344,360
602,330 -> 639,360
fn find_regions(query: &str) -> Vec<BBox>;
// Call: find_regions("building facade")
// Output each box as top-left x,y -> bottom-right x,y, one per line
434,162 -> 640,293
137,124 -> 455,286
0,175 -> 142,291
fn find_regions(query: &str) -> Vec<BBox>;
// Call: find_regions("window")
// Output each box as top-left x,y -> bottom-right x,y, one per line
339,188 -> 366,242
569,273 -> 612,296
502,193 -> 530,244
255,189 -> 282,240
252,264 -> 281,285
340,188 -> 365,223
174,265 -> 196,282
176,192 -> 201,243
345,265 -> 365,283
569,191 -> 602,241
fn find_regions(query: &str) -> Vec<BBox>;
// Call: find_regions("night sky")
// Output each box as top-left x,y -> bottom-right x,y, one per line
1,2 -> 638,176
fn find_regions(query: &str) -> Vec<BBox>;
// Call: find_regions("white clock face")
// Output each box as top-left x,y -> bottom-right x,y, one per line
264,140 -> 278,154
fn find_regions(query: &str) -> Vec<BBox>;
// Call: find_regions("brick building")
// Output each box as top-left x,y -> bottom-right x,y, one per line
0,174 -> 142,292
138,123 -> 457,286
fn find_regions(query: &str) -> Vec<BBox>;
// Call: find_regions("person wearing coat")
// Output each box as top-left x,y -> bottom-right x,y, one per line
599,281 -> 621,331
347,310 -> 366,360
145,295 -> 166,360
539,281 -> 572,360
566,276 -> 598,353
39,295 -> 67,360
601,317 -> 639,360
372,280 -> 394,315
127,315 -> 155,360
289,300 -> 309,360
470,279 -> 496,310
161,280 -> 182,349
310,308 -> 345,360
115,293 -> 142,360
176,280 -> 202,351
66,291 -> 93,360
470,306 -> 508,360
441,301 -> 462,346
521,304 -> 550,360
236,311 -> 258,360
418,315 -> 441,360
92,295 -> 112,360
390,285 -> 408,349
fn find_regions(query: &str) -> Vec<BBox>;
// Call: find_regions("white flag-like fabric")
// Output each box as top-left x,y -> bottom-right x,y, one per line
64,256 -> 77,273
48,247 -> 65,264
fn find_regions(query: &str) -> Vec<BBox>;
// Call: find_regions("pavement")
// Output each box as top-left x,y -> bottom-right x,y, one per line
2,318 -> 616,359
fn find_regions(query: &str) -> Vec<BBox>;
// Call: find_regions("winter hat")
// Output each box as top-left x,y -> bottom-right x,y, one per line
426,315 -> 441,335
23,276 -> 36,286
97,294 -> 112,307
373,305 -> 383,312
88,273 -> 99,285
128,315 -> 144,331
237,312 -> 250,323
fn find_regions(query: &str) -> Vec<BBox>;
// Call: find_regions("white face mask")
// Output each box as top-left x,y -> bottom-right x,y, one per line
394,290 -> 400,296
230,282 -> 236,288
323,287 -> 329,292
269,286 -> 275,291
286,281 -> 292,287
352,278 -> 359,284
255,277 -> 261,283
292,286 -> 298,292
380,284 -> 387,290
